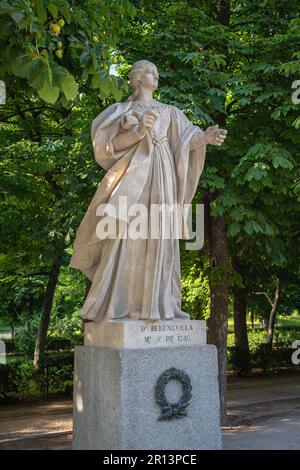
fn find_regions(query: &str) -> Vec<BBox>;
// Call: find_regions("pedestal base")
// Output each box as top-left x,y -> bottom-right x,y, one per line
73,345 -> 222,450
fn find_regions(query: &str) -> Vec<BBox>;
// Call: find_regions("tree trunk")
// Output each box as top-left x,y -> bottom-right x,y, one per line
206,209 -> 230,423
262,318 -> 268,331
267,278 -> 280,348
34,249 -> 64,370
233,289 -> 251,376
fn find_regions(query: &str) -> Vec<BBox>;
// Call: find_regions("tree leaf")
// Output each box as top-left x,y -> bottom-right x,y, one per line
60,1 -> 71,23
35,0 -> 47,24
230,207 -> 244,222
28,60 -> 51,90
52,64 -> 78,101
99,75 -> 112,97
10,11 -> 25,24
228,222 -> 240,237
61,74 -> 78,101
38,80 -> 59,104
47,2 -> 58,19
244,221 -> 255,235
272,155 -> 293,170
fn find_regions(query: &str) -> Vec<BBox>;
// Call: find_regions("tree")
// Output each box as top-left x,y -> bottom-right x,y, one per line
1,0 -> 300,416
0,1 -> 137,369
118,0 -> 300,420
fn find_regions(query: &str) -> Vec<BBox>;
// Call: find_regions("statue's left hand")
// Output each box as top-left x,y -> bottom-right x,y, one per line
204,125 -> 227,146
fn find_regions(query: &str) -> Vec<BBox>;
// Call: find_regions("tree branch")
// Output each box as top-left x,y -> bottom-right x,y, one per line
252,291 -> 273,307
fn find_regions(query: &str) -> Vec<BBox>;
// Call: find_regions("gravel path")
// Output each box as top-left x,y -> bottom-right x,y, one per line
0,398 -> 73,443
223,408 -> 300,450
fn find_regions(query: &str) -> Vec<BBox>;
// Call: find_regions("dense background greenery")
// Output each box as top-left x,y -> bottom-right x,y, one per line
0,0 -> 299,416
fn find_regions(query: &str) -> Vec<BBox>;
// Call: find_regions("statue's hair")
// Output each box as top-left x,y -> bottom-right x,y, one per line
127,60 -> 157,101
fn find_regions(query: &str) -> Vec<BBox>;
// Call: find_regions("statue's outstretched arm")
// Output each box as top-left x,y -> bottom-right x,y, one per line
189,125 -> 228,150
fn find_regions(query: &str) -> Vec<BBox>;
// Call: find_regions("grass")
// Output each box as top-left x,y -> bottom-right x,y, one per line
228,312 -> 300,334
0,319 -> 11,333
276,314 -> 300,329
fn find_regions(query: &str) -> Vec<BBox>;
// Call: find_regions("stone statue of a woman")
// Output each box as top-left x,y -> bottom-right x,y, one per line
71,60 -> 227,322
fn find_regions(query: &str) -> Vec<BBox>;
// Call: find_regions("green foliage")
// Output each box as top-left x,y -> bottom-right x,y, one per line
119,0 -> 300,318
1,0 -> 300,392
0,352 -> 73,399
14,315 -> 40,355
0,0 -> 135,104
13,314 -> 77,356
47,264 -> 84,343
227,328 -> 300,372
181,250 -> 210,319
0,88 -> 104,349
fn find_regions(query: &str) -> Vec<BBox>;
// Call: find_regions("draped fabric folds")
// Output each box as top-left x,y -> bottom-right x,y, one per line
70,101 -> 206,321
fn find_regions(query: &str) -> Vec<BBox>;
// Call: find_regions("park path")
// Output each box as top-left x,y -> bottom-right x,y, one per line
227,371 -> 300,406
0,399 -> 72,441
223,408 -> 300,450
0,370 -> 299,450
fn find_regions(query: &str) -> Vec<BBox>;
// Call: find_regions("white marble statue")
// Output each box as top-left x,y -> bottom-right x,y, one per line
71,60 -> 227,322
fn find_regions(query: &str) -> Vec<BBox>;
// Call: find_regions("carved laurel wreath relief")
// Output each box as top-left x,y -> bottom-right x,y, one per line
155,367 -> 193,421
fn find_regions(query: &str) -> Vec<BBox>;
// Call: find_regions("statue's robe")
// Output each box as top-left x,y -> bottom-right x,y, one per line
70,101 -> 206,320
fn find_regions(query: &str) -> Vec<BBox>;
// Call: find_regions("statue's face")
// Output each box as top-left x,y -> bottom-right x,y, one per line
139,65 -> 159,91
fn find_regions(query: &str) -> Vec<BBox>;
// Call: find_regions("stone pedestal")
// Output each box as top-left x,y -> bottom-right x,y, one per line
73,321 -> 222,450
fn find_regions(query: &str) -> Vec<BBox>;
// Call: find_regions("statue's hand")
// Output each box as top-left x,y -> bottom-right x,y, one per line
204,125 -> 227,146
121,113 -> 139,130
138,110 -> 158,133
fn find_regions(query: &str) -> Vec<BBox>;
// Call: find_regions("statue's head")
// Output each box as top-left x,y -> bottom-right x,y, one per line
128,60 -> 159,101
